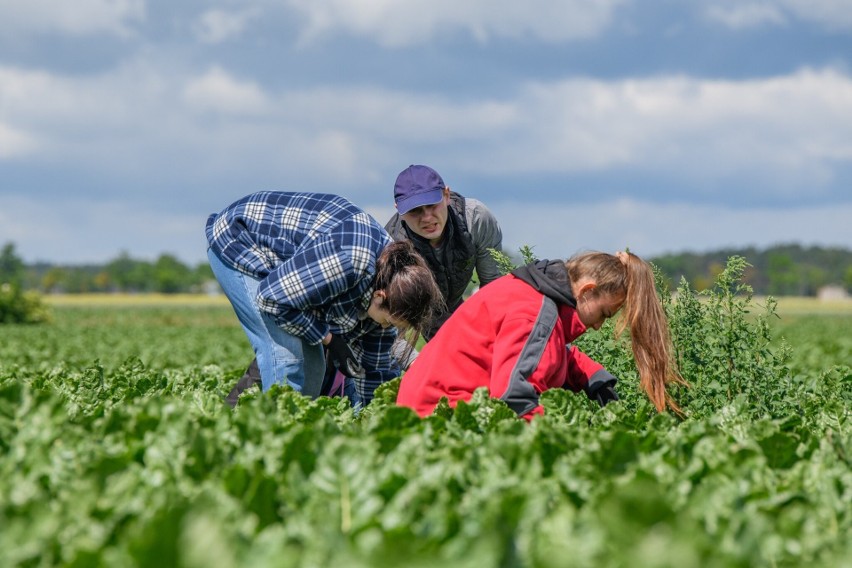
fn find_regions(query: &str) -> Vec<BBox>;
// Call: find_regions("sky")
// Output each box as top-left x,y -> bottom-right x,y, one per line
1,0 -> 851,266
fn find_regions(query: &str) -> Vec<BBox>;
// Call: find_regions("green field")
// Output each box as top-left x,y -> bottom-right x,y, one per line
4,296 -> 249,372
1,285 -> 850,567
767,295 -> 852,317
23,293 -> 849,374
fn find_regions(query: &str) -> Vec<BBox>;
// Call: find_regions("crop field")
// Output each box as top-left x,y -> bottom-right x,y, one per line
1,261 -> 850,568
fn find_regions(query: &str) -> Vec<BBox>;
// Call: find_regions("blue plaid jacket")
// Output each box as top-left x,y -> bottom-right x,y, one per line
206,191 -> 399,400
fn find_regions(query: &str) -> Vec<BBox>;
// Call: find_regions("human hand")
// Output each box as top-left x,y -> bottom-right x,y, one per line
325,334 -> 366,379
585,369 -> 619,408
591,384 -> 619,407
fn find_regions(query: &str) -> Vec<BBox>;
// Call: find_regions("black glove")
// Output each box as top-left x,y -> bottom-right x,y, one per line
325,334 -> 366,379
585,369 -> 619,408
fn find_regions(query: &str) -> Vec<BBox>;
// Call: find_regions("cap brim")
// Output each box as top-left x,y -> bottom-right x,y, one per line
395,189 -> 445,215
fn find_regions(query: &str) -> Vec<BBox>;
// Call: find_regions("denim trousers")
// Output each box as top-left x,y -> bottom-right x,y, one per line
207,248 -> 326,397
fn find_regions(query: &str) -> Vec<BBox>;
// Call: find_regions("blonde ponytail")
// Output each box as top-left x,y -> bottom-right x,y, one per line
619,252 -> 687,413
567,251 -> 687,413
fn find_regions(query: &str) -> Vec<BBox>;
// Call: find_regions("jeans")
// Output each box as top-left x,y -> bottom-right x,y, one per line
207,248 -> 326,397
326,368 -> 363,408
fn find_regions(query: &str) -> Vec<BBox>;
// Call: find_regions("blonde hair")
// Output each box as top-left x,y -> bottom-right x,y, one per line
566,251 -> 687,413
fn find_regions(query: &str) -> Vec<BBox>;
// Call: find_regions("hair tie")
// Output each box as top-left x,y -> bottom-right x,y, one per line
615,251 -> 629,265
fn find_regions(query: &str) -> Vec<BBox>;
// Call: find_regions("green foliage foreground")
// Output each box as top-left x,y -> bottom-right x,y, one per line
1,258 -> 850,568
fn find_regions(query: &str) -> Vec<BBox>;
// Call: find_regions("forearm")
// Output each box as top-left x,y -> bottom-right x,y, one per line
564,345 -> 605,392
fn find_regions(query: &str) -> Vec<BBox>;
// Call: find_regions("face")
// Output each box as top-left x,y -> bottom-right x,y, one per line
574,282 -> 625,331
367,292 -> 409,330
399,188 -> 450,245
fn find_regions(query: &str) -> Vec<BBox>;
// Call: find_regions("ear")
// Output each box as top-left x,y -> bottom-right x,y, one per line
373,290 -> 386,303
576,282 -> 597,300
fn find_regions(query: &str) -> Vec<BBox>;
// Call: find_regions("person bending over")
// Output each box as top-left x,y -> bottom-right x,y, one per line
206,191 -> 442,407
396,251 -> 686,419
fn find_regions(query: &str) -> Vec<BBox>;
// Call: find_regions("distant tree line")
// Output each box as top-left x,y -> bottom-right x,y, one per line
651,243 -> 852,296
2,241 -> 850,297
1,243 -> 215,295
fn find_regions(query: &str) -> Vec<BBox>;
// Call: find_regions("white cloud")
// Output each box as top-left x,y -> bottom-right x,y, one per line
183,67 -> 270,114
193,8 -> 259,44
0,62 -> 175,169
491,199 -> 852,262
503,68 -> 852,194
1,61 -> 851,204
705,3 -> 786,29
285,0 -> 626,46
0,0 -> 145,38
783,0 -> 852,30
704,0 -> 852,31
0,122 -> 39,158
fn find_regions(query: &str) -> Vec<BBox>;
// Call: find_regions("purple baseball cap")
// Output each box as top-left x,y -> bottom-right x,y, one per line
394,165 -> 446,215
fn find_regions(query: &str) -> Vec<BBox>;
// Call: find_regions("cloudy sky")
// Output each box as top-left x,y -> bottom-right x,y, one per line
1,0 -> 851,266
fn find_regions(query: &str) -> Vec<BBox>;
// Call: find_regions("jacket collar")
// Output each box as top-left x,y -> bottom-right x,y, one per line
510,259 -> 576,307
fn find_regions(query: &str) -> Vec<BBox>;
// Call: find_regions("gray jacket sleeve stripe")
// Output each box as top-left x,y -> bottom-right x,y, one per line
499,296 -> 559,416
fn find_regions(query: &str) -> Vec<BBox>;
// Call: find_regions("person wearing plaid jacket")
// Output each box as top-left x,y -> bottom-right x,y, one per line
206,191 -> 441,406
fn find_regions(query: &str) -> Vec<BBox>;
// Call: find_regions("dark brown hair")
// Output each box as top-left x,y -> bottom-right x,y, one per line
375,240 -> 444,342
566,251 -> 687,414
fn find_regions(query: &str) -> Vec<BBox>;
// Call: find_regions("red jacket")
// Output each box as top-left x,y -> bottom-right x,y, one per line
396,264 -> 606,420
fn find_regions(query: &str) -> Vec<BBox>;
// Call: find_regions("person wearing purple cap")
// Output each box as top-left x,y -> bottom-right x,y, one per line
385,164 -> 503,345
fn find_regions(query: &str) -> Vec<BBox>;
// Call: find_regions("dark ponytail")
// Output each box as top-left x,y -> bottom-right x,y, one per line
375,241 -> 444,342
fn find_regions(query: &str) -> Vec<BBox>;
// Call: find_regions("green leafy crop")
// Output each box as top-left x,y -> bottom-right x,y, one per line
0,255 -> 849,567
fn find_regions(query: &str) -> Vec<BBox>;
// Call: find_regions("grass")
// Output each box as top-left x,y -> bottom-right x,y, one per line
42,293 -> 231,307
30,294 -> 850,374
2,295 -> 249,372
767,296 -> 852,316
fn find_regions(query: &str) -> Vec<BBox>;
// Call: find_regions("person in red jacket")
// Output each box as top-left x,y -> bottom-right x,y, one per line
396,251 -> 686,419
